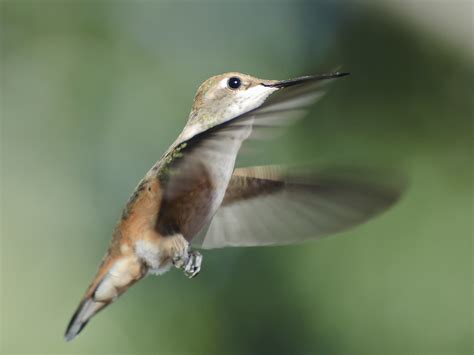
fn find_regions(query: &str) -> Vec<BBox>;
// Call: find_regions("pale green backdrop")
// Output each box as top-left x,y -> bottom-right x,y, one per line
1,1 -> 472,354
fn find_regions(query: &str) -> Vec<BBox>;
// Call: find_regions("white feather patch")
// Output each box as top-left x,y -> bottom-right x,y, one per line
135,240 -> 172,276
135,240 -> 161,269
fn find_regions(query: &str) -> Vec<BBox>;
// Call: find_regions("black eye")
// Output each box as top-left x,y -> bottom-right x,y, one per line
227,77 -> 241,90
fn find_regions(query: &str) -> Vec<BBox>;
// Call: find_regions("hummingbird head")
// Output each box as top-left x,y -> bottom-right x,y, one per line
186,72 -> 278,130
181,71 -> 349,139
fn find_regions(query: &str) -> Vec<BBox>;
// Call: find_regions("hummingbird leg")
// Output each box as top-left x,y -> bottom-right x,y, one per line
171,252 -> 187,269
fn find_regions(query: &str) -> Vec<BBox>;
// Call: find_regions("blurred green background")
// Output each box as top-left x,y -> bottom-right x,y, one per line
1,1 -> 472,354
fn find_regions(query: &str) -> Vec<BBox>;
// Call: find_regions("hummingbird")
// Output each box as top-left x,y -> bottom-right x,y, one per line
65,71 -> 401,341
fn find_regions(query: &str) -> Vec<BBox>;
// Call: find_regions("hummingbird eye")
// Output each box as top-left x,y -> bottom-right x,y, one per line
227,77 -> 242,90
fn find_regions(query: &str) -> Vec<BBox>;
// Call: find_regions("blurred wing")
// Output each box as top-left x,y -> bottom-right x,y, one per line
155,126 -> 244,236
192,166 -> 403,249
160,73 -> 346,200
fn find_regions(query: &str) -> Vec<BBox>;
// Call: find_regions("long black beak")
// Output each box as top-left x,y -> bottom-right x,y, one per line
262,71 -> 350,88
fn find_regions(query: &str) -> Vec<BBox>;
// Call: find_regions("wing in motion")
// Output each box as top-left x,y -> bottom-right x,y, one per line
156,72 -> 349,239
192,166 -> 403,249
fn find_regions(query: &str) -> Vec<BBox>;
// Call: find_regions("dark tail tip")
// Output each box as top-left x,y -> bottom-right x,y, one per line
64,298 -> 103,342
64,319 -> 89,342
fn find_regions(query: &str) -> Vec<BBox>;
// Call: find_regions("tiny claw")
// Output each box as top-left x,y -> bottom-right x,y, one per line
183,250 -> 202,279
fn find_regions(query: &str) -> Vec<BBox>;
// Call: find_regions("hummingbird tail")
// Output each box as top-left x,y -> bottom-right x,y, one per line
64,254 -> 146,341
64,296 -> 107,341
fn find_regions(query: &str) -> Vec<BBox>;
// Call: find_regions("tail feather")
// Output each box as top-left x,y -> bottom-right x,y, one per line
65,254 -> 146,341
64,298 -> 107,341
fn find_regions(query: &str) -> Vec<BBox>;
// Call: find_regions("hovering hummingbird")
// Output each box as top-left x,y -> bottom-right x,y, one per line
65,71 -> 401,341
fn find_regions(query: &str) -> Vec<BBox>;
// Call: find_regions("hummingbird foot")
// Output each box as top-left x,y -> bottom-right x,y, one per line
183,250 -> 202,279
172,247 -> 202,278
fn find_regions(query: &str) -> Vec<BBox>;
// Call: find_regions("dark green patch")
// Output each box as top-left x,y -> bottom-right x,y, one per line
157,142 -> 188,184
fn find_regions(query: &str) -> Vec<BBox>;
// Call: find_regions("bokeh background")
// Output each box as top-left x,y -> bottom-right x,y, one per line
1,1 -> 472,354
